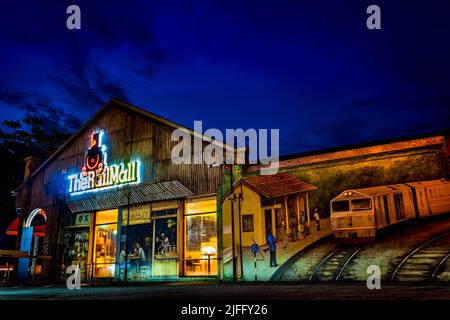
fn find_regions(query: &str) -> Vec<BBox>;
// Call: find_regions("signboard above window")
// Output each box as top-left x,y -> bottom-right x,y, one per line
75,213 -> 91,226
122,204 -> 151,226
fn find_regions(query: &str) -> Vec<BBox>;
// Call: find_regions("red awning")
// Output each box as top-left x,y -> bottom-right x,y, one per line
6,218 -> 46,237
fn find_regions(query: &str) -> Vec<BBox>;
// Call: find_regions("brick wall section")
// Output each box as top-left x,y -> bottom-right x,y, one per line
248,136 -> 446,173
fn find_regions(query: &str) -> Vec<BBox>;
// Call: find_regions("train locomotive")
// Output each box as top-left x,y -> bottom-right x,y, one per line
330,179 -> 450,242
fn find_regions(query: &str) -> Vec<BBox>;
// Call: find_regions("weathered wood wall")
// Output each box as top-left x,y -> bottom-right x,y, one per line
15,100 -> 225,283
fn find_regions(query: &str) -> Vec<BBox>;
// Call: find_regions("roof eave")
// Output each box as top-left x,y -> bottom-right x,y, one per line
16,98 -> 237,191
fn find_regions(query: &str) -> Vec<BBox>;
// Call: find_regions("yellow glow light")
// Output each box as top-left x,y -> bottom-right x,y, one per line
202,246 -> 217,255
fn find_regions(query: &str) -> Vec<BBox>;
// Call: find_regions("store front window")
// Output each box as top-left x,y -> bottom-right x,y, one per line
119,202 -> 178,281
62,213 -> 91,282
153,206 -> 178,277
184,198 -> 218,276
93,209 -> 118,278
120,204 -> 152,282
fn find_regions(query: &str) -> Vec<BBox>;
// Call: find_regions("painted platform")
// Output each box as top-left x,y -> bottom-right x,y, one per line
239,218 -> 331,281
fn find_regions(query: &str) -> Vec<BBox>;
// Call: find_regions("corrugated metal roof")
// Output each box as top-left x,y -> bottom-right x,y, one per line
242,173 -> 316,198
66,180 -> 194,213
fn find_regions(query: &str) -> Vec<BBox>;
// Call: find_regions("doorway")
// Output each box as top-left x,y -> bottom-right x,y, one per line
264,209 -> 273,235
383,196 -> 391,225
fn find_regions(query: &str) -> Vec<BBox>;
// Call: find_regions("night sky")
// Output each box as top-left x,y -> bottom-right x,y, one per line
1,0 -> 449,155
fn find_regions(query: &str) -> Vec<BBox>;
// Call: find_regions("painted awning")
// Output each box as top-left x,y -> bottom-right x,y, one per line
66,180 -> 194,213
6,218 -> 46,237
241,173 -> 316,198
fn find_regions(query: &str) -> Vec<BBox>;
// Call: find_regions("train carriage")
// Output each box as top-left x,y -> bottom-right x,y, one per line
406,180 -> 450,217
331,184 -> 416,242
331,179 -> 450,242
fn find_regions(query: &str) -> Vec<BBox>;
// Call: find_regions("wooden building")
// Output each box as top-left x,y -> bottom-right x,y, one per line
13,99 -> 233,284
11,97 -> 449,284
218,132 -> 449,281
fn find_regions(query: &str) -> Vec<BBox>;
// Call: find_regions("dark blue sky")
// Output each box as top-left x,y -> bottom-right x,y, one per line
1,0 -> 449,155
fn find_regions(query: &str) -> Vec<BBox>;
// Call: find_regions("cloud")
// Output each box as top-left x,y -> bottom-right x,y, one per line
0,88 -> 83,132
0,1 -> 168,128
281,118 -> 369,155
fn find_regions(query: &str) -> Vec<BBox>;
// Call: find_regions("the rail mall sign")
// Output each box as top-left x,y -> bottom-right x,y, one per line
68,131 -> 141,196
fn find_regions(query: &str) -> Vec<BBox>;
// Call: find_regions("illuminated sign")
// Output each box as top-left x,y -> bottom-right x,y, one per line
75,213 -> 91,225
68,131 -> 141,195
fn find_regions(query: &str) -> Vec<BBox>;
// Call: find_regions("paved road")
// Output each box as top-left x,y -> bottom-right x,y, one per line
1,282 -> 449,300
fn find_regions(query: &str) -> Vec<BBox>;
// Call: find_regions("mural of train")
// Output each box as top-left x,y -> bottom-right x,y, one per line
330,179 -> 450,242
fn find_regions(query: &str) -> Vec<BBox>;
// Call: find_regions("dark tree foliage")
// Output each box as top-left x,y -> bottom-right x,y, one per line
0,114 -> 71,230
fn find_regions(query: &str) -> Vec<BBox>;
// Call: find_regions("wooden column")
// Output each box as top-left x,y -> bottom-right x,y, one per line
305,192 -> 311,226
271,207 -> 276,238
296,194 -> 301,223
284,196 -> 290,236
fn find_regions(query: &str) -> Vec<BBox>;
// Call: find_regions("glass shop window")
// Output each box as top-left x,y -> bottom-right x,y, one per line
184,198 -> 218,276
62,212 -> 92,282
62,227 -> 90,283
186,199 -> 216,215
153,207 -> 178,277
120,204 -> 152,282
93,209 -> 118,278
242,214 -> 254,232
184,213 -> 217,276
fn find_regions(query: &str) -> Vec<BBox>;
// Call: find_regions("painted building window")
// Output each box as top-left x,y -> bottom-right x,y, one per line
184,198 -> 217,276
93,209 -> 118,278
242,214 -> 254,232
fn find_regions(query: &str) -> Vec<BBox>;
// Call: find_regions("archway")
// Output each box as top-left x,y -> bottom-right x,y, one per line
17,208 -> 47,283
24,208 -> 47,228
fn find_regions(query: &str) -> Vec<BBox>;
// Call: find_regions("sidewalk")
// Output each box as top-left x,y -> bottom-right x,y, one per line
239,219 -> 332,281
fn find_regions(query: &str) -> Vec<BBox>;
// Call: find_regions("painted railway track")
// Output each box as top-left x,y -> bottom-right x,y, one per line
309,246 -> 361,281
391,231 -> 450,282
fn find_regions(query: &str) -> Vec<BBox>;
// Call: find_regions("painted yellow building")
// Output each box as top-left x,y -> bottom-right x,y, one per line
220,173 -> 316,280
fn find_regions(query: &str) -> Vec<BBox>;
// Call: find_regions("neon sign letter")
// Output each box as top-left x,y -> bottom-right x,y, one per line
68,131 -> 141,195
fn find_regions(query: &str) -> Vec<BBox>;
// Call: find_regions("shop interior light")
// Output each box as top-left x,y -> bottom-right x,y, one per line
202,246 -> 217,255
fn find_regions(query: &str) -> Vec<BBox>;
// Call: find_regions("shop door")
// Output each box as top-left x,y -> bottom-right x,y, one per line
153,213 -> 178,277
93,210 -> 118,278
63,228 -> 90,283
121,222 -> 152,282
